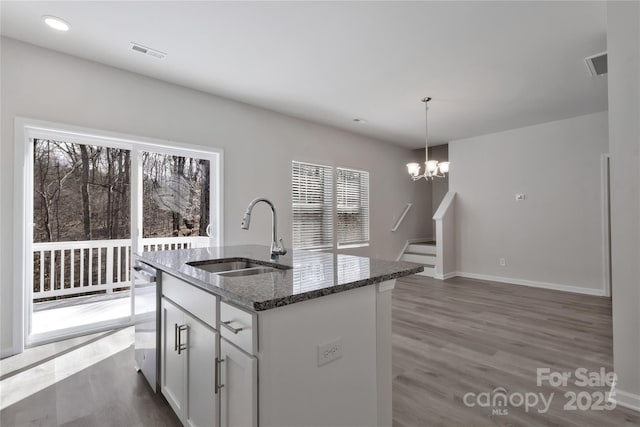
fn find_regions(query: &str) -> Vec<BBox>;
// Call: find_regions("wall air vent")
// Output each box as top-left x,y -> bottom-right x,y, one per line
130,43 -> 167,60
585,51 -> 607,76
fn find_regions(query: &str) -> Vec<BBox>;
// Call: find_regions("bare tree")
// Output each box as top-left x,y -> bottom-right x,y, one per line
79,144 -> 92,240
34,140 -> 81,242
34,141 -> 209,242
199,159 -> 210,236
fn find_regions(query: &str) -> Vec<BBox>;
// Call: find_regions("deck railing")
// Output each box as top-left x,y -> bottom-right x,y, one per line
32,236 -> 209,300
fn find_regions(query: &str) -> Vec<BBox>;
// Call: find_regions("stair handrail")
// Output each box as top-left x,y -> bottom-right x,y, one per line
432,192 -> 457,279
391,203 -> 413,232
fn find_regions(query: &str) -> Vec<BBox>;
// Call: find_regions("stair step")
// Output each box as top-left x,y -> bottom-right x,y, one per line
407,243 -> 436,255
416,266 -> 435,277
402,253 -> 436,264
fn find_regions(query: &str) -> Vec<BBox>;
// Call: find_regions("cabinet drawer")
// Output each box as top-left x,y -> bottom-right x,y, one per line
162,273 -> 217,329
220,301 -> 257,355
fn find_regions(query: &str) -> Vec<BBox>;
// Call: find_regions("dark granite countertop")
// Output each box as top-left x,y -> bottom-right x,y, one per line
137,245 -> 423,312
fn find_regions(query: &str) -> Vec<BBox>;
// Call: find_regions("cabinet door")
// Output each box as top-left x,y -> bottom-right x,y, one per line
186,313 -> 218,427
220,339 -> 257,427
161,298 -> 187,420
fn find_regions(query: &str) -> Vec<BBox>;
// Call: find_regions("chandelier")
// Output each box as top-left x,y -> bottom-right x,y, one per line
406,97 -> 450,180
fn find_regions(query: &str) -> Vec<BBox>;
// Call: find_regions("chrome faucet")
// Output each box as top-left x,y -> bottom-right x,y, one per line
241,198 -> 287,259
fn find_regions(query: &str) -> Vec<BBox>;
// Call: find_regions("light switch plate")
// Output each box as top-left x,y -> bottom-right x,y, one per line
318,338 -> 343,367
515,193 -> 526,201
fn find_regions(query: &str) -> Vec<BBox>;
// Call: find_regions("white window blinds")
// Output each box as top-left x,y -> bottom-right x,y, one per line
337,167 -> 369,246
292,161 -> 333,249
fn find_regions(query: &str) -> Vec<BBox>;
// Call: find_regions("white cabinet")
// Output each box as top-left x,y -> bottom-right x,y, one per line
220,339 -> 258,427
185,313 -> 218,427
161,298 -> 187,416
158,271 -> 394,427
161,297 -> 219,427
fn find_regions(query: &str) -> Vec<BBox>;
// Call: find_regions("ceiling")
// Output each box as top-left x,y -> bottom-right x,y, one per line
0,1 -> 608,148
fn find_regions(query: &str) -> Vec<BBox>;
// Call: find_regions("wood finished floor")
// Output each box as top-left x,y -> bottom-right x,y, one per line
393,275 -> 640,427
0,344 -> 181,427
2,274 -> 639,426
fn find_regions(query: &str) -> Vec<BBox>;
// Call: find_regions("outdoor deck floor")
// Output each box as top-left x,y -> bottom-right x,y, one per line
32,291 -> 154,336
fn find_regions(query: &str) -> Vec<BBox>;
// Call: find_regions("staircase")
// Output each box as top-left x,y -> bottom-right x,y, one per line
400,241 -> 437,277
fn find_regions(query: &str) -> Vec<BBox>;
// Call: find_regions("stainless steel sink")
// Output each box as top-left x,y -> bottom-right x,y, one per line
188,261 -> 264,273
217,267 -> 277,277
186,259 -> 290,277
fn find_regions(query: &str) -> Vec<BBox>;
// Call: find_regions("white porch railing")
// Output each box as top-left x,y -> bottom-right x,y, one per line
32,236 -> 209,300
141,236 -> 209,252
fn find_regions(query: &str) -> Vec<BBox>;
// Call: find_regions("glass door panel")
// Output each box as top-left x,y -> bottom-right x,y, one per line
30,139 -> 132,339
140,151 -> 213,251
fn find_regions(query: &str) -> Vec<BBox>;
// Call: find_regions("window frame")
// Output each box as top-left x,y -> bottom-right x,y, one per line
291,161 -> 370,251
291,161 -> 334,250
336,167 -> 370,249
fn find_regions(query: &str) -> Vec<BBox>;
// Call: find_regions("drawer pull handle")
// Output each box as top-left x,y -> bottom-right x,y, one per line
221,320 -> 244,334
215,357 -> 225,394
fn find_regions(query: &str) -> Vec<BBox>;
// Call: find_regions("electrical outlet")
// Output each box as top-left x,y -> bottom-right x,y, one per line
515,193 -> 526,201
318,338 -> 343,367
499,258 -> 506,267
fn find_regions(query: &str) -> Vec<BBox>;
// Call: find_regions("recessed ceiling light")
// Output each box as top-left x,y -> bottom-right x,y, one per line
42,15 -> 70,32
353,118 -> 367,124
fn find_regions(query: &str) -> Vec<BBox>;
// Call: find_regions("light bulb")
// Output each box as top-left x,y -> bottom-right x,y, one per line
406,163 -> 420,176
426,160 -> 439,173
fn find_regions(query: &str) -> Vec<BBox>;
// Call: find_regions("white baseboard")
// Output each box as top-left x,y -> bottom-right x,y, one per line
455,272 -> 607,297
612,389 -> 640,412
433,272 -> 457,280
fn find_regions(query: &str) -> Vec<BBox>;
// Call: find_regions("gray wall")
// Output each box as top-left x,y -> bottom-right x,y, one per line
407,147 -> 435,239
608,1 -> 640,405
0,38 -> 432,355
449,111 -> 609,294
429,145 -> 449,217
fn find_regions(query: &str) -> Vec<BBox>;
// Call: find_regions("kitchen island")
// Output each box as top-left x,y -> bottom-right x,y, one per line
137,245 -> 422,427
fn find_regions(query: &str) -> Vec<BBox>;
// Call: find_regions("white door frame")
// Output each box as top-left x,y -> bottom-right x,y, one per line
13,117 -> 224,352
601,154 -> 612,298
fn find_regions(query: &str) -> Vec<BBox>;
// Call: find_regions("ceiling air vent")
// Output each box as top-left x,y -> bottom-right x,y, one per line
585,51 -> 607,76
130,43 -> 167,60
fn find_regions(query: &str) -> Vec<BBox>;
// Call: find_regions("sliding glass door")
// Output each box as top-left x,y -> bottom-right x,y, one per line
23,122 -> 222,346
